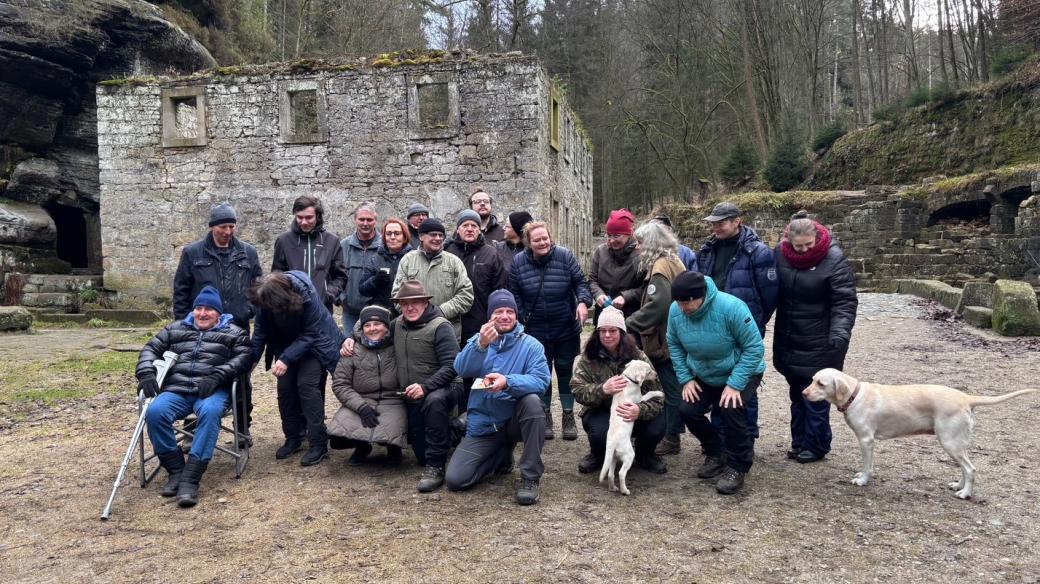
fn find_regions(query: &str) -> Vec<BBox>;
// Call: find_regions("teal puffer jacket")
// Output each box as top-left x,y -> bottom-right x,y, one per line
666,277 -> 765,390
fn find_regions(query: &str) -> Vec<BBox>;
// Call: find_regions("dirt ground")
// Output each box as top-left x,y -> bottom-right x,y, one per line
2,293 -> 1039,583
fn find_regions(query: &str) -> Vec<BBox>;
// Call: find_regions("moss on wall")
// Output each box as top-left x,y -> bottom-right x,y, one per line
809,61 -> 1040,189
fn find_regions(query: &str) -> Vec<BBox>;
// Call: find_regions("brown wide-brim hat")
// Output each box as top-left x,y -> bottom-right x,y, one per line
391,280 -> 433,302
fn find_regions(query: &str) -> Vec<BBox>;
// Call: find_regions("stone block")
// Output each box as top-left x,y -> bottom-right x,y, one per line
83,308 -> 164,325
0,306 -> 32,331
955,281 -> 995,314
961,306 -> 993,329
895,278 -> 962,309
991,279 -> 1040,336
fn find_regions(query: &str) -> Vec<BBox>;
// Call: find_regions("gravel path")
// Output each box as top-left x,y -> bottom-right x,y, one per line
1,294 -> 1038,583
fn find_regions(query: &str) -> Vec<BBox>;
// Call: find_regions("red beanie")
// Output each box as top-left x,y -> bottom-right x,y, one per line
606,209 -> 635,235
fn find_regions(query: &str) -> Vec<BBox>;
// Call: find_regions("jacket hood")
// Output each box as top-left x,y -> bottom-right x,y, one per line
447,233 -> 487,254
184,312 -> 235,330
492,322 -> 526,351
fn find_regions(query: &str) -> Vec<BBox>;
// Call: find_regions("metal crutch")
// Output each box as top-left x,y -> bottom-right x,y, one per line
100,351 -> 178,521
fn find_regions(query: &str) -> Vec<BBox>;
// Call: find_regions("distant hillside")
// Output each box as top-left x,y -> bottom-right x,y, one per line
807,60 -> 1040,189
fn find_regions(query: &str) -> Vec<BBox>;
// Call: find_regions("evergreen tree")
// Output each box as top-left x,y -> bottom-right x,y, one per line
764,127 -> 808,192
719,142 -> 759,187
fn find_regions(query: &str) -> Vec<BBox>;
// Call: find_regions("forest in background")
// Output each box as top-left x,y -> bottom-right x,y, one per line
157,0 -> 1040,219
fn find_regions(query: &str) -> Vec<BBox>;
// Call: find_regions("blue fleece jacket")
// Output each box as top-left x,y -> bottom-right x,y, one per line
666,277 -> 766,390
453,323 -> 550,436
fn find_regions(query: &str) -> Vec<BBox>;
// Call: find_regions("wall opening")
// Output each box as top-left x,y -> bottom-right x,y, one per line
289,89 -> 319,136
45,203 -> 88,269
161,86 -> 207,148
549,91 -> 561,151
417,83 -> 450,130
926,200 -> 991,229
279,81 -> 328,144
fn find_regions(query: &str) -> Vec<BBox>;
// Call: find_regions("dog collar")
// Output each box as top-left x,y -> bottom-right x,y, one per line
837,382 -> 861,414
622,374 -> 638,385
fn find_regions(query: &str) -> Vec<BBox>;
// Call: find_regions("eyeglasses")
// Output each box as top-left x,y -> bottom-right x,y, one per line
606,233 -> 626,240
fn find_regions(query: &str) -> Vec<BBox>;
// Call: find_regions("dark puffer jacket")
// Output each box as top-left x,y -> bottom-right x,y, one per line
271,220 -> 348,311
697,224 -> 778,336
359,241 -> 414,313
136,314 -> 252,395
772,243 -> 858,380
173,234 -> 263,329
508,245 -> 593,343
251,271 -> 347,373
481,214 -> 505,242
445,234 -> 507,341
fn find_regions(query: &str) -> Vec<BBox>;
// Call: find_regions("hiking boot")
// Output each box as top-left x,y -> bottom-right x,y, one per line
348,443 -> 372,466
715,467 -> 745,495
577,451 -> 602,474
176,455 -> 209,508
561,410 -> 578,441
655,434 -> 681,456
637,454 -> 668,475
786,448 -> 801,460
417,466 -> 445,492
275,437 -> 304,460
157,450 -> 185,497
696,455 -> 726,479
543,407 -> 554,440
796,450 -> 825,464
516,478 -> 540,505
300,444 -> 329,466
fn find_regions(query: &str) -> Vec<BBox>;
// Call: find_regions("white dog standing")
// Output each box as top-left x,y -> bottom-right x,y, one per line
599,360 -> 662,495
804,368 -> 1036,499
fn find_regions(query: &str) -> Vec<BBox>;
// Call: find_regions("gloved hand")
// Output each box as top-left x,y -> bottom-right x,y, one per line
196,375 -> 221,399
138,375 -> 159,398
358,404 -> 380,428
374,269 -> 391,285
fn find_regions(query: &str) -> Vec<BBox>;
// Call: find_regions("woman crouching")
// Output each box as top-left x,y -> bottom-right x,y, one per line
328,305 -> 407,465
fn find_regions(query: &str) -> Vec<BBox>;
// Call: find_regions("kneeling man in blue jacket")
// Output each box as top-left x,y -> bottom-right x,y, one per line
445,289 -> 551,505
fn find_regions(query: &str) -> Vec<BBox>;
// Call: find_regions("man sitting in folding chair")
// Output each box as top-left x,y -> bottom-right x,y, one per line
136,285 -> 251,508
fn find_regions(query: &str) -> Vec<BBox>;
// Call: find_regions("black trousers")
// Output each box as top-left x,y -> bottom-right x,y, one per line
678,375 -> 761,473
581,405 -> 666,461
407,384 -> 462,468
277,355 -> 328,446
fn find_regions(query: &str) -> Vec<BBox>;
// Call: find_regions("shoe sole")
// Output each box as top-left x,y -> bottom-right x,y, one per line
697,468 -> 726,479
516,496 -> 539,505
417,483 -> 444,493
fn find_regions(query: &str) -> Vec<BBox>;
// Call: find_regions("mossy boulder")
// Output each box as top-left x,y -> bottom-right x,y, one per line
0,306 -> 32,331
955,281 -> 995,315
991,279 -> 1040,336
961,306 -> 993,329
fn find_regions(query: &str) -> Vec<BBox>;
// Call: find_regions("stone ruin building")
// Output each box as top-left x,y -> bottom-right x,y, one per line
94,52 -> 594,308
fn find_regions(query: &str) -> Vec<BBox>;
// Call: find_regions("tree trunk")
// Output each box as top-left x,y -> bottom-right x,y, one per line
740,4 -> 769,160
944,0 -> 961,86
851,0 -> 865,124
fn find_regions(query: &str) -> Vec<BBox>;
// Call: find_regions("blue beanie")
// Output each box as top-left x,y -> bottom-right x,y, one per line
193,285 -> 224,313
487,289 -> 518,319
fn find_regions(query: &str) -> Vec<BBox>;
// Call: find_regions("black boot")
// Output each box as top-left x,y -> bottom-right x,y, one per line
561,410 -> 578,441
157,450 -> 185,497
276,436 -> 304,460
176,455 -> 209,508
300,442 -> 329,466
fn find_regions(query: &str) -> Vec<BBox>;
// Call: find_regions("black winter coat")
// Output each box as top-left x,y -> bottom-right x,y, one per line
772,243 -> 858,380
445,235 -> 507,341
359,241 -> 414,313
508,245 -> 593,343
173,234 -> 263,329
271,221 -> 348,312
136,316 -> 252,395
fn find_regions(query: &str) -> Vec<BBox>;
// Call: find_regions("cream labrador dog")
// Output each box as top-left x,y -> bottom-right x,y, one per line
804,368 -> 1036,499
599,360 -> 663,496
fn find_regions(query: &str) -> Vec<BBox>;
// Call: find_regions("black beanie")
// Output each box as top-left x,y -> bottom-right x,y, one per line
359,305 -> 391,328
418,218 -> 445,235
672,271 -> 707,302
508,211 -> 533,235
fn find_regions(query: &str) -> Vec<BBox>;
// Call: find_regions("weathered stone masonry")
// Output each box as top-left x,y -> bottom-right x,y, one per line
97,54 -> 593,307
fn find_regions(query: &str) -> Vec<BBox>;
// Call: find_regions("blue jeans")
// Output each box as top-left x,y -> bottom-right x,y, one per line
342,310 -> 360,335
146,390 -> 231,461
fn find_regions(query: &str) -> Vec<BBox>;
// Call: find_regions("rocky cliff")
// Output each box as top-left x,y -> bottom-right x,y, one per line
0,0 -> 213,283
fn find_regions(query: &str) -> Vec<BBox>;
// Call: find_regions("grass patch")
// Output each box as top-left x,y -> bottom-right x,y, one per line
0,351 -> 138,408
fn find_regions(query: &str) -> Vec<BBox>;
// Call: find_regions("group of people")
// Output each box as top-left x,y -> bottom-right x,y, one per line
136,191 -> 857,509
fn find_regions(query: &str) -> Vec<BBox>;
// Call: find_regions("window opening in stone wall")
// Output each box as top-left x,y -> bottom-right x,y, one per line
926,200 -> 991,230
418,83 -> 450,130
161,86 -> 207,148
550,92 -> 561,151
289,90 -> 319,136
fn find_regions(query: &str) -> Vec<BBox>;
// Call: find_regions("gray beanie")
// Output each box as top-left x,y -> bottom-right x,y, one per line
406,203 -> 430,219
209,203 -> 237,227
456,209 -> 481,229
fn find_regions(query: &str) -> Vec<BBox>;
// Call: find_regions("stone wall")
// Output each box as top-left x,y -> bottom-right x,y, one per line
97,54 -> 593,306
665,166 -> 1040,292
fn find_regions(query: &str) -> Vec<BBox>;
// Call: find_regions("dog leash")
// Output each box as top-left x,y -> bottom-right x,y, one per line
837,382 -> 861,414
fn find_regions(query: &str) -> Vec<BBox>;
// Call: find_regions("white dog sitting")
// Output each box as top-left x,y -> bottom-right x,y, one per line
599,360 -> 663,496
804,368 -> 1036,499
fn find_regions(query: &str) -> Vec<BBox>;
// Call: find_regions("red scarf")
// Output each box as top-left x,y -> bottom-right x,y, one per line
780,221 -> 831,269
